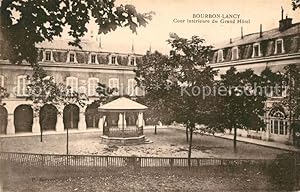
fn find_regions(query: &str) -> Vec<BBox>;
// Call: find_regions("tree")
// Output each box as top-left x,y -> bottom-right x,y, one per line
26,65 -> 62,142
292,0 -> 300,10
135,51 -> 175,135
0,86 -> 9,106
0,0 -> 153,65
135,34 -> 216,168
26,65 -> 88,152
280,64 -> 300,144
217,67 -> 269,152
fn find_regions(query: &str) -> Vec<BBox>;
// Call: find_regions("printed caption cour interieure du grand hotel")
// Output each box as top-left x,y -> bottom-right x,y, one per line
173,13 -> 251,24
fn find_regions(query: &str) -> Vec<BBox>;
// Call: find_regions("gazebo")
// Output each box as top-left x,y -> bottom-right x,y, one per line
98,97 -> 148,144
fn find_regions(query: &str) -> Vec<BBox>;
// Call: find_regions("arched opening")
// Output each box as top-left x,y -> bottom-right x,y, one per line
126,112 -> 138,127
269,109 -> 288,135
63,104 -> 79,129
0,105 -> 8,134
40,104 -> 57,131
14,105 -> 33,133
85,102 -> 100,128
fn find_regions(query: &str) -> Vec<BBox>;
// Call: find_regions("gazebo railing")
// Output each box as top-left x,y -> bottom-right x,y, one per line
104,126 -> 143,137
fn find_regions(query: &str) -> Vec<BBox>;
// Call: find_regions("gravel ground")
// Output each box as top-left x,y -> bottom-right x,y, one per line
0,128 -> 285,159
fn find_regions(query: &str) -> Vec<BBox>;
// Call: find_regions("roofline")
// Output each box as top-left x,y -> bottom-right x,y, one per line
212,22 -> 300,50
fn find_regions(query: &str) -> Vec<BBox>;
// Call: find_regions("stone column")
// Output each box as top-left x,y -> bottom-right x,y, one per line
32,116 -> 40,133
78,112 -> 86,131
99,116 -> 106,130
6,113 -> 15,135
56,115 -> 64,132
138,112 -> 143,127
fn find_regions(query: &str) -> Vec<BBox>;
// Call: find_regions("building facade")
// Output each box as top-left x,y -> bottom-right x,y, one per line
0,38 -> 144,136
209,15 -> 300,143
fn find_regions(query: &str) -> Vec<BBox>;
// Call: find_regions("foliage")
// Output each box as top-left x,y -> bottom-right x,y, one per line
281,64 -> 300,121
135,34 -> 216,167
0,86 -> 9,106
95,82 -> 117,106
27,65 -> 88,115
292,0 -> 300,10
215,67 -> 275,151
0,0 -> 153,64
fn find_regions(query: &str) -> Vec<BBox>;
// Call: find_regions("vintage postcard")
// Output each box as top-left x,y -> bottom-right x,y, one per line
0,0 -> 300,191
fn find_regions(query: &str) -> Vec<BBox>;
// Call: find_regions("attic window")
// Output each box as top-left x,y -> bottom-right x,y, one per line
217,50 -> 224,62
231,47 -> 239,60
43,50 -> 53,62
70,53 -> 75,62
275,39 -> 285,54
45,51 -> 52,61
109,55 -> 118,65
128,56 -> 136,66
67,51 -> 78,63
252,43 -> 261,57
89,53 -> 98,64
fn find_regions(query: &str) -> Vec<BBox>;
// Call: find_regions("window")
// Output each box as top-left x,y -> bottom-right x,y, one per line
275,39 -> 284,54
91,55 -> 96,64
252,43 -> 261,57
108,78 -> 119,95
45,51 -> 51,61
89,53 -> 98,64
43,50 -> 53,62
217,50 -> 224,62
67,52 -> 77,63
128,56 -> 136,66
88,78 -> 99,96
128,79 -> 137,96
0,75 -> 4,87
17,75 -> 29,96
66,77 -> 78,92
269,110 -> 288,135
231,47 -> 239,60
109,55 -> 118,65
112,56 -> 116,64
274,120 -> 279,134
70,53 -> 75,62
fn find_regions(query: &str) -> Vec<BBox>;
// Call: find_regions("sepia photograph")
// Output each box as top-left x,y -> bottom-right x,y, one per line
0,0 -> 300,191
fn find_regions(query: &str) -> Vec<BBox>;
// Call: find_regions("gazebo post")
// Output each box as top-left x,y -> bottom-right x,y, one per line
122,112 -> 125,138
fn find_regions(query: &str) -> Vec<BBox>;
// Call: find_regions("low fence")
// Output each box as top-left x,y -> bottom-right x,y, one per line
0,152 -> 274,169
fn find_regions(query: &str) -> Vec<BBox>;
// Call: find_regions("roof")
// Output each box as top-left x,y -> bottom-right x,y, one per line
36,39 -> 143,56
99,97 -> 148,112
213,22 -> 300,50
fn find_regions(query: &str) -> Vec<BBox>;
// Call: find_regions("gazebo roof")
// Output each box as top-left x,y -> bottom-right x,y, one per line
99,97 -> 148,112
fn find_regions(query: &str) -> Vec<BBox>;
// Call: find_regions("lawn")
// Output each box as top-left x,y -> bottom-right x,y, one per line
0,163 -> 284,192
0,128 -> 285,159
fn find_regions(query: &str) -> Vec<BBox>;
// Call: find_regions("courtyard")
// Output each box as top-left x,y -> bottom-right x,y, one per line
0,128 -> 286,159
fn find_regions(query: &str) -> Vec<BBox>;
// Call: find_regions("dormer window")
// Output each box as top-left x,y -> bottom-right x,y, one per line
67,51 -> 78,63
89,53 -> 98,64
112,56 -> 116,64
109,55 -> 118,65
274,39 -> 285,54
252,43 -> 261,57
231,47 -> 239,60
217,50 -> 224,62
70,53 -> 75,62
45,51 -> 51,61
43,50 -> 53,62
128,56 -> 136,66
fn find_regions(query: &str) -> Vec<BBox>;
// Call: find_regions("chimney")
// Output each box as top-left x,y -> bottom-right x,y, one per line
241,27 -> 244,39
230,38 -> 232,44
259,24 -> 263,37
279,7 -> 293,31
